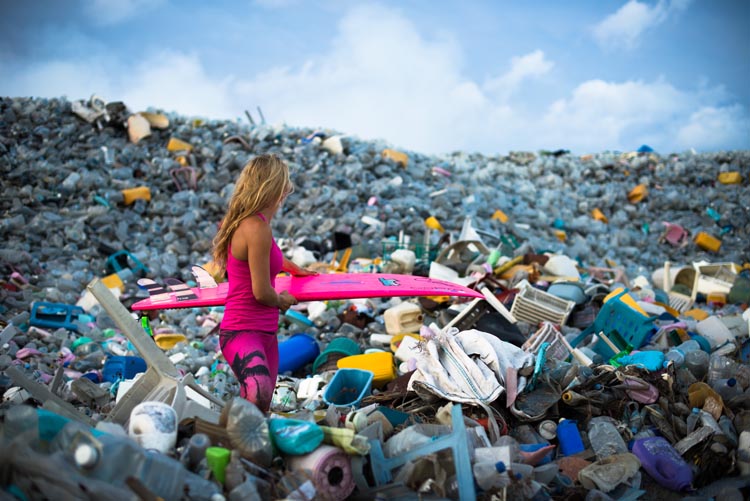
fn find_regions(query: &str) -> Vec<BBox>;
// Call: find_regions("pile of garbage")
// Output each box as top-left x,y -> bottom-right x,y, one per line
1,95 -> 750,500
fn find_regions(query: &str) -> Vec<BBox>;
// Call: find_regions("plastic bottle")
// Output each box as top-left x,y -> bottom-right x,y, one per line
473,461 -> 511,491
664,339 -> 700,368
686,408 -> 701,434
684,349 -> 710,380
587,418 -> 628,460
707,355 -> 736,386
632,436 -> 693,492
557,419 -> 585,456
698,409 -> 723,435
713,378 -> 743,403
719,416 -> 739,447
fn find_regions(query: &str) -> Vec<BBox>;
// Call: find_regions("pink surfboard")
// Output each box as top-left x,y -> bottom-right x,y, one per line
131,273 -> 483,311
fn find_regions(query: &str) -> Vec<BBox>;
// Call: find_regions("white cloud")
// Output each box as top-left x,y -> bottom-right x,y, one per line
676,105 -> 750,151
593,0 -> 692,50
83,0 -> 167,26
483,50 -> 554,101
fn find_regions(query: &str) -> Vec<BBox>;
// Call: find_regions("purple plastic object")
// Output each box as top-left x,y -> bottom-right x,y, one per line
632,436 -> 693,492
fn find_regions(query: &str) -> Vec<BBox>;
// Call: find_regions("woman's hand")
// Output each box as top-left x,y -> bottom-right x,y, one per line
277,291 -> 298,313
283,257 -> 318,277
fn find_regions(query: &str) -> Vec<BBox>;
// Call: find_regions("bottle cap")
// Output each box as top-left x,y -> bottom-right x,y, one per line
495,461 -> 506,473
728,378 -> 737,387
74,443 -> 99,468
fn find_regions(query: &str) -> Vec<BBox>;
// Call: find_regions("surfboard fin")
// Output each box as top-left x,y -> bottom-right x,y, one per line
191,265 -> 218,289
137,278 -> 172,303
163,278 -> 199,301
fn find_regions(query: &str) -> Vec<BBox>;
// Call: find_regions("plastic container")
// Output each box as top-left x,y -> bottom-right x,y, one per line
587,418 -> 628,460
278,334 -> 320,374
707,355 -> 736,385
337,352 -> 396,388
121,186 -> 152,205
712,378 -> 743,403
684,349 -> 710,380
312,337 -> 361,373
287,445 -> 355,500
206,446 -> 231,484
473,461 -> 510,491
322,368 -> 374,409
664,339 -> 700,368
694,232 -> 721,252
632,436 -> 693,491
383,302 -> 423,335
557,419 -> 585,456
102,356 -> 147,383
268,418 -> 324,455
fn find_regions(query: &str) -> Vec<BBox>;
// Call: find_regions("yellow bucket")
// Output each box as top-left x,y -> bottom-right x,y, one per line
337,352 -> 396,388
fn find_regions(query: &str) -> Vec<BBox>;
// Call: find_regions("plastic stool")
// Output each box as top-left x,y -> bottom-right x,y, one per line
367,403 -> 476,500
30,302 -> 85,331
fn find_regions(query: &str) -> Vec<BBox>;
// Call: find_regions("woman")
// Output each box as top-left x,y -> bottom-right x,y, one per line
212,154 -> 315,412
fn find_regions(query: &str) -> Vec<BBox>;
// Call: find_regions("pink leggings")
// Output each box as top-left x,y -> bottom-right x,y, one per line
219,329 -> 278,413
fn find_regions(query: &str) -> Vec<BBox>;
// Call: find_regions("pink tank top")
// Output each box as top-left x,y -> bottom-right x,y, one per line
221,214 -> 283,332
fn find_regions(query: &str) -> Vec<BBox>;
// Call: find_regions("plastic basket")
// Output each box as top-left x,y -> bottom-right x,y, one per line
381,240 -> 435,263
323,368 -> 374,409
510,286 -> 575,326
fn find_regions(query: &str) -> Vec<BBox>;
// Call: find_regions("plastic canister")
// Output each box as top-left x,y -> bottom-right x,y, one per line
696,316 -> 734,349
278,334 -> 320,374
121,186 -> 152,205
557,419 -> 584,456
712,378 -> 743,403
383,302 -> 423,335
337,352 -> 396,388
632,436 -> 693,491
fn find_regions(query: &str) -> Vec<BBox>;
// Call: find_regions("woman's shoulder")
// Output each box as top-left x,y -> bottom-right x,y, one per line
237,214 -> 271,235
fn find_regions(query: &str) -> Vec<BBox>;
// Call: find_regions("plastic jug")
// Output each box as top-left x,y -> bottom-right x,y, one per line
632,436 -> 693,491
587,417 -> 628,460
473,461 -> 511,491
383,302 -> 423,335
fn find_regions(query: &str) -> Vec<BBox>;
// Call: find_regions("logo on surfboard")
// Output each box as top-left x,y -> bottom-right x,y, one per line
378,278 -> 400,287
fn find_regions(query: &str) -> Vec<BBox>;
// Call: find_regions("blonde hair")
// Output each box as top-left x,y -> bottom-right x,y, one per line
212,154 -> 292,274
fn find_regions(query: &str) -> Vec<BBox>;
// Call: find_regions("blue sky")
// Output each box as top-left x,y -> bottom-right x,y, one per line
1,0 -> 748,155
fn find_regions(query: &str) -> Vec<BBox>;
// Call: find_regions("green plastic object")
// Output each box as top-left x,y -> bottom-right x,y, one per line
312,337 -> 361,373
269,418 -> 324,455
205,446 -> 231,484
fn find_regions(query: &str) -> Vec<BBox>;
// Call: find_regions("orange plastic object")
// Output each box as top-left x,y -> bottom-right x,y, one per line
627,184 -> 648,203
591,208 -> 608,223
381,149 -> 408,166
167,137 -> 193,152
553,229 -> 567,242
707,292 -> 727,307
424,216 -> 445,233
101,272 -> 126,292
121,186 -> 151,205
717,172 -> 742,184
492,209 -> 509,223
694,232 -> 721,252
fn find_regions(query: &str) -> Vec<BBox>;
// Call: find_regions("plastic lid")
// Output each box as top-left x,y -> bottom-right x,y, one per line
495,461 -> 506,473
74,443 -> 99,468
691,407 -> 700,413
728,378 -> 737,387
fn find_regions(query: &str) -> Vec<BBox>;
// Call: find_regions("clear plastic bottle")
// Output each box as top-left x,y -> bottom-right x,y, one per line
707,355 -> 736,386
473,461 -> 511,491
686,408 -> 701,434
684,350 -> 710,380
719,416 -> 738,447
713,378 -> 743,403
587,418 -> 628,460
664,339 -> 700,368
698,409 -> 723,435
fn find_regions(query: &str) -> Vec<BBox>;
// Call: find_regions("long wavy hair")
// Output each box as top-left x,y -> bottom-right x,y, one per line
212,154 -> 292,274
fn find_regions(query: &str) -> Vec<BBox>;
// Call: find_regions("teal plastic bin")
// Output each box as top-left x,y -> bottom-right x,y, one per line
322,368 -> 373,409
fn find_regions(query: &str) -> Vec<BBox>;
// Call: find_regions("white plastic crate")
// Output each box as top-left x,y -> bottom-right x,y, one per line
510,285 -> 575,326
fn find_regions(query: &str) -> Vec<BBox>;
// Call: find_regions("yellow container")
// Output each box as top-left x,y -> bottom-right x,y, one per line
492,209 -> 509,223
121,186 -> 151,205
717,172 -> 742,184
553,229 -> 567,242
390,333 -> 421,353
683,308 -> 710,321
167,137 -> 193,152
381,148 -> 408,166
627,184 -> 648,203
707,292 -> 727,307
337,352 -> 396,388
101,272 -> 126,292
424,216 -> 445,233
694,232 -> 721,252
591,208 -> 608,224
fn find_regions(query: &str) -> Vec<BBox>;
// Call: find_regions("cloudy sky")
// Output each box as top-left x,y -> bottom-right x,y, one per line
1,0 -> 748,155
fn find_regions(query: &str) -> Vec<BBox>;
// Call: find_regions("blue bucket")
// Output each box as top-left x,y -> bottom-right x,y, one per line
322,368 -> 374,409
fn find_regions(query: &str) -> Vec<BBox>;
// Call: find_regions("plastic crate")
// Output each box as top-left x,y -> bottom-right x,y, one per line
381,239 -> 435,263
510,285 -> 575,326
322,368 -> 374,409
